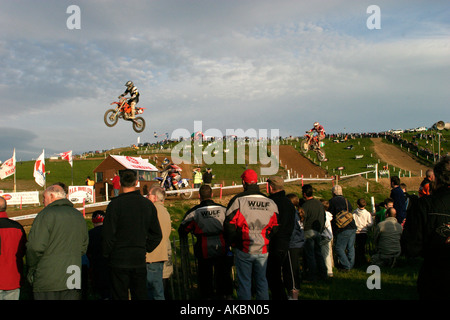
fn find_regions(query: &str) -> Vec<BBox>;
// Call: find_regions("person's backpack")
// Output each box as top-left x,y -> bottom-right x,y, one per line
335,200 -> 353,228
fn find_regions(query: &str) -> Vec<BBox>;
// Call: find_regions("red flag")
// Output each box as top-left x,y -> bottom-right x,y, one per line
34,150 -> 45,187
0,149 -> 16,180
59,150 -> 73,167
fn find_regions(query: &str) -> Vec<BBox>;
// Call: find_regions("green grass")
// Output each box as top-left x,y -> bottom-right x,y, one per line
6,159 -> 104,190
298,257 -> 420,300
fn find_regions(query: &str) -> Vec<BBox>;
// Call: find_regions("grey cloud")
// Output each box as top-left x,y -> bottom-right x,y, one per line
0,0 -> 448,160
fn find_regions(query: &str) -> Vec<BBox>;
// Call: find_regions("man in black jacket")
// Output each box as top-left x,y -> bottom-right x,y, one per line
223,169 -> 279,300
403,155 -> 450,300
301,184 -> 327,281
178,185 -> 232,299
266,176 -> 295,300
102,169 -> 162,300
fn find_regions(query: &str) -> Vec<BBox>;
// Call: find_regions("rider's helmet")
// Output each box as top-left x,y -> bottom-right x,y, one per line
314,122 -> 320,128
125,81 -> 134,88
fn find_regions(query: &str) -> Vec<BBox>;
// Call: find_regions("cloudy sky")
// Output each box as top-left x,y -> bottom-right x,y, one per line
0,0 -> 448,161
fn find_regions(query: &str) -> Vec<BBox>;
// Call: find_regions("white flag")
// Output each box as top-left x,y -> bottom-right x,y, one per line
0,149 -> 16,180
59,150 -> 73,167
34,150 -> 46,187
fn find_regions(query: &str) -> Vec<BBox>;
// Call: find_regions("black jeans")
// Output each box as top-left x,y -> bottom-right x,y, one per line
266,249 -> 288,300
33,289 -> 81,300
197,255 -> 233,299
109,266 -> 148,300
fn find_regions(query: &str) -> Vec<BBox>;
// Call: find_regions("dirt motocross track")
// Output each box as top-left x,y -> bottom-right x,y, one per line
277,144 -> 328,178
371,138 -> 431,175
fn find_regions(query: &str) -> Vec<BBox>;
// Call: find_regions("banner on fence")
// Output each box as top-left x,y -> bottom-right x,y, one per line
68,186 -> 94,203
0,191 -> 40,206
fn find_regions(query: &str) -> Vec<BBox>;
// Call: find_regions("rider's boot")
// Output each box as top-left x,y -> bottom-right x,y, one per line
130,102 -> 136,119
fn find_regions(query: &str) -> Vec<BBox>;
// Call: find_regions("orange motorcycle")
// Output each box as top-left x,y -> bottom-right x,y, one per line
104,97 -> 146,133
300,132 -> 327,162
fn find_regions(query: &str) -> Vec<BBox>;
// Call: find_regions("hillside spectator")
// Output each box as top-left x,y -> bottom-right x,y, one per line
202,168 -> 213,186
371,208 -> 402,267
353,198 -> 374,267
224,169 -> 278,300
401,183 -> 417,225
390,176 -> 406,224
178,185 -> 232,299
402,155 -> 450,300
193,167 -> 203,188
285,193 -> 305,299
85,176 -> 95,186
375,198 -> 394,224
110,172 -> 121,197
328,185 -> 356,271
27,184 -> 88,300
418,169 -> 434,198
301,184 -> 327,281
102,169 -> 162,300
320,199 -> 334,278
0,196 -> 27,300
266,176 -> 295,300
87,210 -> 110,300
146,185 -> 172,300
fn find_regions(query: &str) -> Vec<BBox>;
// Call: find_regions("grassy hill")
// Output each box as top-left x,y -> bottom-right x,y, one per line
6,129 -> 448,192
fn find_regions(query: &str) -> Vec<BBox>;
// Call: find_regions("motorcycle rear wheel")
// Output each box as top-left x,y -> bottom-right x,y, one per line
300,139 -> 309,154
104,109 -> 119,127
132,117 -> 146,133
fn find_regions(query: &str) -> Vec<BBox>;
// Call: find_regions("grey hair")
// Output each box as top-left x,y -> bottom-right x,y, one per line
148,185 -> 166,202
46,184 -> 67,199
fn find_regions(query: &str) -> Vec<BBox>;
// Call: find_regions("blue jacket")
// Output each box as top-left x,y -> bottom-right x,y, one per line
289,210 -> 305,249
390,186 -> 406,223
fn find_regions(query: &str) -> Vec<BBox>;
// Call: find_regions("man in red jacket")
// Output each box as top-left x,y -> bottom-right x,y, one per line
111,171 -> 121,197
224,169 -> 279,300
0,196 -> 27,300
418,169 -> 434,198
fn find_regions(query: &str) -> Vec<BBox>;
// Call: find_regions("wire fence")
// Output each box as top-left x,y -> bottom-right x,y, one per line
164,234 -> 237,300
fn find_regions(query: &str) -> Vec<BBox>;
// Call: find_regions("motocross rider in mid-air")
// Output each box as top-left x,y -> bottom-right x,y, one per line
119,81 -> 140,119
306,122 -> 326,149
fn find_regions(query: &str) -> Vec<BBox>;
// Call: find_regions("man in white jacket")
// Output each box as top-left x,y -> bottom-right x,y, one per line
353,198 -> 373,267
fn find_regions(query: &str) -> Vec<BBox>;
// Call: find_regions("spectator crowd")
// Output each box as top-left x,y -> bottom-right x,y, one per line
0,156 -> 448,301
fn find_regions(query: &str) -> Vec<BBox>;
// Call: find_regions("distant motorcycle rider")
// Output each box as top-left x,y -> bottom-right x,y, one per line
119,81 -> 140,119
306,122 -> 326,149
160,159 -> 182,190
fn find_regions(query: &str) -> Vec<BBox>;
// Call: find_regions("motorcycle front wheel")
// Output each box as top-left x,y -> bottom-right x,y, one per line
316,149 -> 327,162
300,139 -> 309,154
180,186 -> 193,200
132,117 -> 146,133
104,109 -> 119,127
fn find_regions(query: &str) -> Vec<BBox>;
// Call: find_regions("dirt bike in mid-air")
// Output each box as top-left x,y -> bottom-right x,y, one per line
300,133 -> 327,162
104,98 -> 146,133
